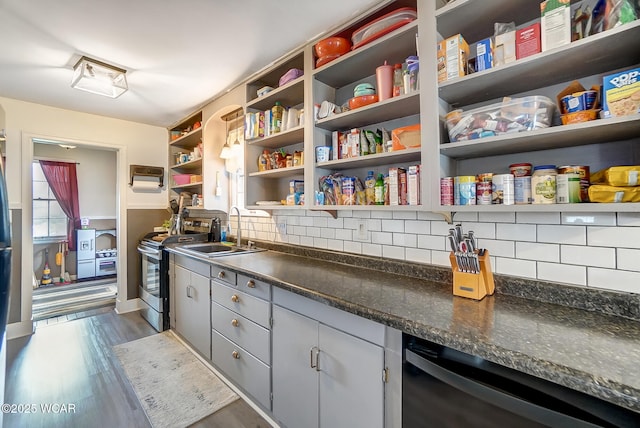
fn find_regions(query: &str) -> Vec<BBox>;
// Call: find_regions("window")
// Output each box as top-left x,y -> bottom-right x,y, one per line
32,161 -> 67,238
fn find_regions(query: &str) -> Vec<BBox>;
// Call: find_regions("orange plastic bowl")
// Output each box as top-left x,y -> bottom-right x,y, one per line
314,37 -> 351,58
561,109 -> 599,125
349,95 -> 379,110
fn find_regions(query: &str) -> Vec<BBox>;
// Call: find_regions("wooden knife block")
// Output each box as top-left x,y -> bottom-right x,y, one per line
449,250 -> 495,301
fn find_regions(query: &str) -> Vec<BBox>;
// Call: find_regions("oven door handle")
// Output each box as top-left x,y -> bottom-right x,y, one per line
137,245 -> 161,260
405,349 -> 602,428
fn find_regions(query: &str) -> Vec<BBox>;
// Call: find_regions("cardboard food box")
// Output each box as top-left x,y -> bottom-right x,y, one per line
475,37 -> 493,72
602,67 -> 640,118
516,23 -> 541,59
494,30 -> 516,66
438,34 -> 469,82
541,0 -> 572,51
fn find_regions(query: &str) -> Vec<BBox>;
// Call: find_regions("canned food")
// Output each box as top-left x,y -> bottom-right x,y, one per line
492,174 -> 515,205
558,165 -> 590,202
455,176 -> 476,205
476,182 -> 492,205
514,176 -> 532,204
440,177 -> 454,206
532,165 -> 557,204
556,173 -> 581,203
477,172 -> 493,182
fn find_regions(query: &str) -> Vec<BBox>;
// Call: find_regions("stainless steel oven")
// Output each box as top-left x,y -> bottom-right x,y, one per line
137,216 -> 219,332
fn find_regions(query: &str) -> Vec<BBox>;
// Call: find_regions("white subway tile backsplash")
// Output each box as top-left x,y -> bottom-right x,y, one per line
372,231 -> 393,245
476,239 -> 515,257
393,233 -> 417,248
371,211 -> 393,219
562,212 -> 616,226
313,237 -> 328,249
588,226 -> 640,248
497,223 -> 537,242
393,211 -> 418,220
460,222 -> 495,239
617,248 -> 640,272
381,219 -> 405,233
517,212 -> 560,224
417,234 -> 446,251
617,212 -> 640,226
537,225 -> 586,245
516,242 -> 559,262
406,248 -> 431,264
405,220 -> 430,234
431,250 -> 451,267
537,262 -> 586,286
343,241 -> 362,255
588,268 -> 640,293
479,212 -> 515,223
383,245 -> 405,261
241,208 -> 640,295
362,243 -> 382,257
561,245 -> 615,268
495,258 -> 537,279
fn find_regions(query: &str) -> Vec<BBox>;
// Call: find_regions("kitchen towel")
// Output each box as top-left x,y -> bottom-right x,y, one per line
131,176 -> 162,193
113,331 -> 238,428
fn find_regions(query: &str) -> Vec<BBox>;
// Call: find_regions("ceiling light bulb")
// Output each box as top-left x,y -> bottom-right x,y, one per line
220,143 -> 232,159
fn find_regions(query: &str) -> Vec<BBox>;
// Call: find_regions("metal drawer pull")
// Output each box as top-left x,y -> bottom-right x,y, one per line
232,350 -> 240,359
231,294 -> 239,303
246,280 -> 255,288
231,319 -> 239,327
186,286 -> 192,298
310,346 -> 320,371
218,271 -> 225,279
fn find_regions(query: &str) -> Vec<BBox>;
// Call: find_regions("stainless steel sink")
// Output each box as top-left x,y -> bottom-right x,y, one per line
175,242 -> 263,258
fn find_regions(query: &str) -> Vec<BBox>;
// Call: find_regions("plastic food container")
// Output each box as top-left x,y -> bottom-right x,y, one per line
278,68 -> 303,87
561,109 -> 599,125
349,94 -> 378,110
173,174 -> 191,185
351,7 -> 417,50
445,96 -> 556,143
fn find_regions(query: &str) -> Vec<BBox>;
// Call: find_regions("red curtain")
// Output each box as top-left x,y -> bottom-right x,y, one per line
39,160 -> 81,251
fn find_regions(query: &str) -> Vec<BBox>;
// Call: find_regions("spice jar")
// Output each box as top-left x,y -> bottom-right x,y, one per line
531,165 -> 557,204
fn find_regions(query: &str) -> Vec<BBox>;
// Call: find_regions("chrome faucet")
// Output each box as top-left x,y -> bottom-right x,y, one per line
230,206 -> 242,248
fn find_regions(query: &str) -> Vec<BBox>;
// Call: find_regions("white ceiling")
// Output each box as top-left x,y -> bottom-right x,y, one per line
0,0 -> 383,128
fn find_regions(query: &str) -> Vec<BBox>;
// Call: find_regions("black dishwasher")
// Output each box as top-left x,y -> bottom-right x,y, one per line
403,334 -> 640,428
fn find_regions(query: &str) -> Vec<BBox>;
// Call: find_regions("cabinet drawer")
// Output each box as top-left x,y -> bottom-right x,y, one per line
212,329 -> 271,410
236,274 -> 271,301
211,281 -> 271,328
211,265 -> 236,286
174,254 -> 210,277
211,301 -> 271,364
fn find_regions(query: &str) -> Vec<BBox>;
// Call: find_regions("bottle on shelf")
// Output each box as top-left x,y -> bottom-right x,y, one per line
272,101 -> 284,134
374,173 -> 385,205
392,63 -> 404,97
365,171 -> 376,205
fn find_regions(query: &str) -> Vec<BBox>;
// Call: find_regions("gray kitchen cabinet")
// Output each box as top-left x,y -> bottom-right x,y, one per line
272,304 -> 385,428
210,268 -> 272,411
173,261 -> 211,359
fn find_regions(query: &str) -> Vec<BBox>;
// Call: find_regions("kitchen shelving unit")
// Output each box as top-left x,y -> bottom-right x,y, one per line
429,0 -> 640,214
168,111 -> 203,201
243,50 -> 306,210
310,0 -> 423,212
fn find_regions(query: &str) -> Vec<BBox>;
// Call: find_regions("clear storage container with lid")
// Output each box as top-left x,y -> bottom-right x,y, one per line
532,165 -> 557,204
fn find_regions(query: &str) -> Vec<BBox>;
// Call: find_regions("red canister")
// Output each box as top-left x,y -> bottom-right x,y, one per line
440,177 -> 454,206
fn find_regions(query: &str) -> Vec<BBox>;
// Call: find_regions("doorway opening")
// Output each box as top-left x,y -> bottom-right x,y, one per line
31,140 -> 118,322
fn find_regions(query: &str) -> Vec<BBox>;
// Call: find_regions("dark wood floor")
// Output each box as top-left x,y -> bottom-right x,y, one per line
5,309 -> 272,428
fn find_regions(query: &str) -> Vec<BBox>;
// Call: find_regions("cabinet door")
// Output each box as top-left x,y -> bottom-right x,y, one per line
272,305 -> 319,428
174,265 -> 211,359
319,323 -> 384,428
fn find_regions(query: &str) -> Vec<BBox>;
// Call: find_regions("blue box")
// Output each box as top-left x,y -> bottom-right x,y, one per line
475,38 -> 493,72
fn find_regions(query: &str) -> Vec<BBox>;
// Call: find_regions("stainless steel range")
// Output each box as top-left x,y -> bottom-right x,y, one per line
137,217 -> 219,331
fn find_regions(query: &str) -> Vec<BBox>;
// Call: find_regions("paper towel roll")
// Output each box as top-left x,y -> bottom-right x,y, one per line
131,176 -> 162,193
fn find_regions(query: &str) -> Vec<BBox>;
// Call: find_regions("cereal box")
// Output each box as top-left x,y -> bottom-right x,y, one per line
602,67 -> 640,118
475,37 -> 493,72
494,30 -> 516,66
438,34 -> 469,82
541,0 -> 571,51
516,23 -> 541,59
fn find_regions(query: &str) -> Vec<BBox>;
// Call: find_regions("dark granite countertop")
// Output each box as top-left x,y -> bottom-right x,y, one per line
167,246 -> 640,414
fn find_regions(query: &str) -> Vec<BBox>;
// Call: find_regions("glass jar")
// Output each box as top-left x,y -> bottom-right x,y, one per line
531,165 -> 557,204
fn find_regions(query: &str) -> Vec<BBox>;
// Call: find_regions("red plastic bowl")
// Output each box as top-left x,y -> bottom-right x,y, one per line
314,37 -> 351,58
349,95 -> 379,110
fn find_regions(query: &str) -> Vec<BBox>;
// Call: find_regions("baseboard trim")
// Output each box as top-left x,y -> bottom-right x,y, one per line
115,298 -> 143,314
7,320 -> 35,340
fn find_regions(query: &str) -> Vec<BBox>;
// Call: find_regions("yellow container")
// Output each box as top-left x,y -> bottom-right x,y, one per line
591,166 -> 640,187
